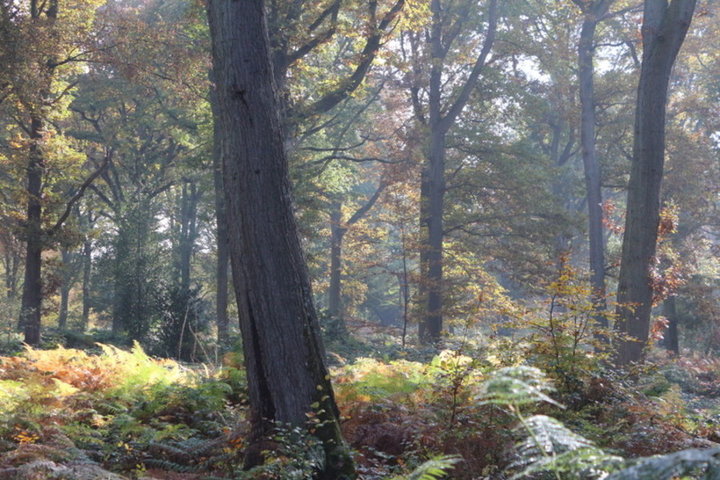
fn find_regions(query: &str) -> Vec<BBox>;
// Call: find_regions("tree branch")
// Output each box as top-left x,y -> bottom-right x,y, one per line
439,0 -> 498,132
298,0 -> 405,119
47,153 -> 112,236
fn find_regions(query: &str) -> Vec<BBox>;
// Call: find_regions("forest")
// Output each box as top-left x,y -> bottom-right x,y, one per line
1,0 -> 720,478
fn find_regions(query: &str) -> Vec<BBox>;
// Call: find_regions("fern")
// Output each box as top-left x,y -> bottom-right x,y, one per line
510,415 -> 622,479
477,366 -> 562,408
478,367 -> 720,480
390,455 -> 461,480
606,447 -> 720,480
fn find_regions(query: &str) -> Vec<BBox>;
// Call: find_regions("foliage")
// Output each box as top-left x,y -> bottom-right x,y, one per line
0,343 -> 238,477
390,455 -> 460,480
479,365 -> 720,480
151,283 -> 208,362
507,258 -> 614,392
236,424 -> 326,480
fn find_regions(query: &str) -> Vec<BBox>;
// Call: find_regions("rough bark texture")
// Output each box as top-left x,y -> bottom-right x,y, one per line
210,91 -> 230,343
206,1 -> 355,478
614,0 -> 696,365
577,0 -> 613,330
20,115 -> 45,345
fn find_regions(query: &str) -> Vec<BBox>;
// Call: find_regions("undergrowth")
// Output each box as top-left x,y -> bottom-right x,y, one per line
1,337 -> 720,479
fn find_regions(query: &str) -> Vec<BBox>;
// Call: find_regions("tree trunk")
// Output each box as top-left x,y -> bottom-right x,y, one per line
177,181 -> 200,294
58,285 -> 69,329
577,1 -> 612,331
328,202 -> 345,323
415,0 -> 497,345
20,115 -> 45,345
57,249 -> 72,329
614,0 -> 696,365
4,244 -> 20,301
206,1 -> 355,478
210,82 -> 230,343
662,295 -> 679,355
422,129 -> 446,344
81,238 -> 92,331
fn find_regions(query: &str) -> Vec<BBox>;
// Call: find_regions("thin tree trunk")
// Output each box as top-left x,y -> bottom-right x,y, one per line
57,249 -> 72,329
577,0 -> 612,331
81,238 -> 92,331
178,181 -> 200,294
615,0 -> 696,365
328,202 -> 345,323
207,1 -> 355,477
58,285 -> 69,329
4,246 -> 20,301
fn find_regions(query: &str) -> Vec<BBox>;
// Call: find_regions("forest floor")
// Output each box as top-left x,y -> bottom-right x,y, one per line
1,331 -> 720,479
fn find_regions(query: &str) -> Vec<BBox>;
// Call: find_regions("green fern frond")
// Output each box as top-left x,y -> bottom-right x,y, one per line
511,415 -> 622,479
404,455 -> 461,480
478,366 -> 563,408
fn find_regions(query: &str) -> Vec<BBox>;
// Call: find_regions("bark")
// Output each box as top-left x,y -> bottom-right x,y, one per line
81,238 -> 91,331
211,104 -> 230,342
58,285 -> 69,329
399,224 -> 410,347
327,202 -> 344,322
422,129 -> 446,343
206,1 -> 354,478
662,295 -> 679,355
577,0 -> 613,331
614,0 -> 696,365
57,249 -> 72,329
177,181 -> 201,294
20,115 -> 45,345
2,236 -> 20,301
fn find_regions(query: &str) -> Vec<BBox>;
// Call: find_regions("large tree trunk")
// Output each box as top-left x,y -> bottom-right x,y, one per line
210,84 -> 230,343
20,115 -> 45,345
206,1 -> 355,478
422,129 -> 446,344
577,0 -> 612,331
614,0 -> 696,365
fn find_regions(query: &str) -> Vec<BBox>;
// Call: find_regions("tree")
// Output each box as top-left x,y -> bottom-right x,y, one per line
403,0 -> 498,344
574,0 -> 615,331
328,181 -> 386,328
0,0 -> 109,344
614,0 -> 697,365
206,1 -> 354,478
